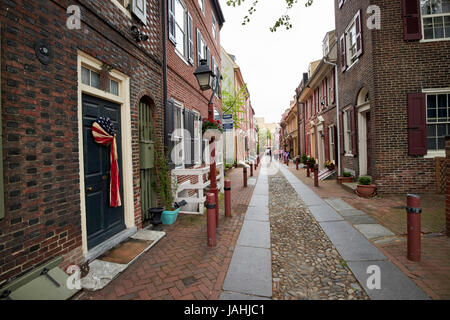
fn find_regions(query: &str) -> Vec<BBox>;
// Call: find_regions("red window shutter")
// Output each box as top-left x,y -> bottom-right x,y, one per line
340,34 -> 347,72
402,0 -> 422,41
355,10 -> 363,57
339,112 -> 345,155
407,93 -> 427,155
350,105 -> 358,156
331,69 -> 336,103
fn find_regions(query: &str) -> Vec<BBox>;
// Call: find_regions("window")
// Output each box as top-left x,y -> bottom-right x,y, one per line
110,79 -> 119,96
175,0 -> 187,56
328,125 -> 335,162
346,20 -> 358,65
81,66 -> 100,89
173,101 -> 185,168
197,29 -> 209,66
212,13 -> 217,42
169,0 -> 193,63
198,0 -> 205,13
114,0 -> 130,10
426,93 -> 450,150
421,0 -> 450,40
343,109 -> 352,154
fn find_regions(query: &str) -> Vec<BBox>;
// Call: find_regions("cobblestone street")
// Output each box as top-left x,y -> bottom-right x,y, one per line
269,171 -> 368,300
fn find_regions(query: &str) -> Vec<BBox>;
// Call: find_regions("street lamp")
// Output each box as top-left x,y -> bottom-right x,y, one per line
194,59 -> 221,223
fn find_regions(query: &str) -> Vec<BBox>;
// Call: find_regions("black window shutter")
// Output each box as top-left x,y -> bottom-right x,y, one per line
402,0 -> 422,41
165,99 -> 175,169
168,0 -> 176,44
355,10 -> 363,57
350,106 -> 358,156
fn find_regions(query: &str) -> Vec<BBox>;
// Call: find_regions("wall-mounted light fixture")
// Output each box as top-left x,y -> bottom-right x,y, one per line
131,26 -> 149,42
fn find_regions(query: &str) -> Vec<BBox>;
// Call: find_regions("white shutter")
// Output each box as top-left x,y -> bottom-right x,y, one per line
197,29 -> 202,64
132,0 -> 147,24
187,13 -> 194,64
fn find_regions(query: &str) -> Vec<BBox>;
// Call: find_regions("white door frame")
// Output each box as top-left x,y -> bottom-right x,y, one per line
357,103 -> 370,176
77,51 -> 134,256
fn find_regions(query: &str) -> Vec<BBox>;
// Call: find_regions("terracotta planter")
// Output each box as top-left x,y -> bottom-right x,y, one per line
337,176 -> 354,184
356,184 -> 376,198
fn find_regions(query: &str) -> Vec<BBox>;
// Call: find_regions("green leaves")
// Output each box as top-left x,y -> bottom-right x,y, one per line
226,0 -> 315,32
221,74 -> 249,130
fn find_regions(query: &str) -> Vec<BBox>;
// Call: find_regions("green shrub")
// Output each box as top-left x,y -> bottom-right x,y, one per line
342,171 -> 352,178
301,153 -> 308,164
358,176 -> 372,185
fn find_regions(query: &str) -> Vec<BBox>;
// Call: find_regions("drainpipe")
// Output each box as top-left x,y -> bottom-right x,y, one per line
323,58 -> 341,176
162,0 -> 168,143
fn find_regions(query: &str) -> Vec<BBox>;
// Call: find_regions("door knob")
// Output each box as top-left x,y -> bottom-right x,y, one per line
86,186 -> 93,192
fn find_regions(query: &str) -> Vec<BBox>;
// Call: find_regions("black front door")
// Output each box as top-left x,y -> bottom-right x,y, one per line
82,94 -> 125,250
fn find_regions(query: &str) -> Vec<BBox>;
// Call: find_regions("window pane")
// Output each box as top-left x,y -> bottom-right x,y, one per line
423,17 -> 434,39
438,124 -> 447,136
438,137 -> 445,149
176,25 -> 185,54
110,80 -> 119,95
427,94 -> 437,108
421,0 -> 431,14
445,16 -> 450,37
91,71 -> 100,89
444,0 -> 450,12
427,124 -> 436,137
427,137 -> 437,150
428,108 -> 437,120
434,16 -> 444,38
438,94 -> 447,107
431,0 -> 443,14
81,67 -> 90,85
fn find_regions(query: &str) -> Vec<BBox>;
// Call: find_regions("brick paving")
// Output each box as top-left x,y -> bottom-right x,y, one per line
76,164 -> 260,300
284,162 -> 450,300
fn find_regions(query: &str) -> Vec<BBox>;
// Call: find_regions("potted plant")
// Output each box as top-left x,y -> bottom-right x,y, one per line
202,118 -> 223,134
307,156 -> 316,169
301,153 -> 308,165
356,176 -> 376,198
337,171 -> 354,184
324,160 -> 335,171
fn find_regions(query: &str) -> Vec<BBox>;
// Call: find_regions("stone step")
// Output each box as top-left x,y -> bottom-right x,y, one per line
341,182 -> 357,194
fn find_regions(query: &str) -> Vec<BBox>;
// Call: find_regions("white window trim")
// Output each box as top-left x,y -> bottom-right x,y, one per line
420,4 -> 450,42
343,107 -> 353,156
111,0 -> 132,18
424,90 -> 450,154
191,109 -> 203,167
173,100 -> 185,169
212,13 -> 217,42
174,0 -> 188,59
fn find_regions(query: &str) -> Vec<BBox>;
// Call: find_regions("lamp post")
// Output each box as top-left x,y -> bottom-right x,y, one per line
194,59 -> 221,223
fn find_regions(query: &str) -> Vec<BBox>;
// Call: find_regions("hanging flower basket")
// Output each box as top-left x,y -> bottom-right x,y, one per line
202,118 -> 223,134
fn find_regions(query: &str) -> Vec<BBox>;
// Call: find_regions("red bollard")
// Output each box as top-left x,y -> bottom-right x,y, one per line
406,194 -> 421,262
250,162 -> 253,177
206,193 -> 216,247
314,164 -> 319,187
286,158 -> 289,166
296,158 -> 299,170
254,162 -> 257,171
224,180 -> 231,218
307,166 -> 310,177
243,167 -> 248,188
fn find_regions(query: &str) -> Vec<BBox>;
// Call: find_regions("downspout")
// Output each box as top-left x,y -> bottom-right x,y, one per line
323,58 -> 341,176
162,0 -> 168,146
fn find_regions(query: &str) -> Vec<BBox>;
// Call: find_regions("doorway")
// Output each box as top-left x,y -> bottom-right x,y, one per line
82,94 -> 125,250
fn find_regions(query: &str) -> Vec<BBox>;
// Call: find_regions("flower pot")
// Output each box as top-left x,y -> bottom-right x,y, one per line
161,208 -> 181,225
148,207 -> 164,227
326,164 -> 335,171
356,184 -> 376,198
337,176 -> 354,184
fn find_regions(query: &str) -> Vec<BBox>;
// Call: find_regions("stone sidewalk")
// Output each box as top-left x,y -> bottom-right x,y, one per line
75,162 -> 261,300
285,162 -> 450,300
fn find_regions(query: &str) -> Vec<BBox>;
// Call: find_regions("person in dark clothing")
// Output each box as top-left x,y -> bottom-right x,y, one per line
268,149 -> 272,162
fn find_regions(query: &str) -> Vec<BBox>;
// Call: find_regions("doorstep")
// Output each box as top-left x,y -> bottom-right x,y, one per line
79,229 -> 165,291
341,182 -> 357,193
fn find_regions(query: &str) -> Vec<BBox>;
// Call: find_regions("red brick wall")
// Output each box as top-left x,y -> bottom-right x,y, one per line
371,0 -> 450,194
446,136 -> 450,237
0,0 -> 163,283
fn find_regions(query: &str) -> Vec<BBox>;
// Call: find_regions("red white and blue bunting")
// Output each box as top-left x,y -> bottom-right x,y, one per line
91,116 -> 122,207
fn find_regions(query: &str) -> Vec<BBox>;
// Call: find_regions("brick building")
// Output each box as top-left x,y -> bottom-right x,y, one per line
164,0 -> 224,170
0,0 -> 164,285
335,0 -> 450,193
296,31 -> 338,170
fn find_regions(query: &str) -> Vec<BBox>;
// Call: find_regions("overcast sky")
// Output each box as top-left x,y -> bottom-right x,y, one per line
219,0 -> 335,124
